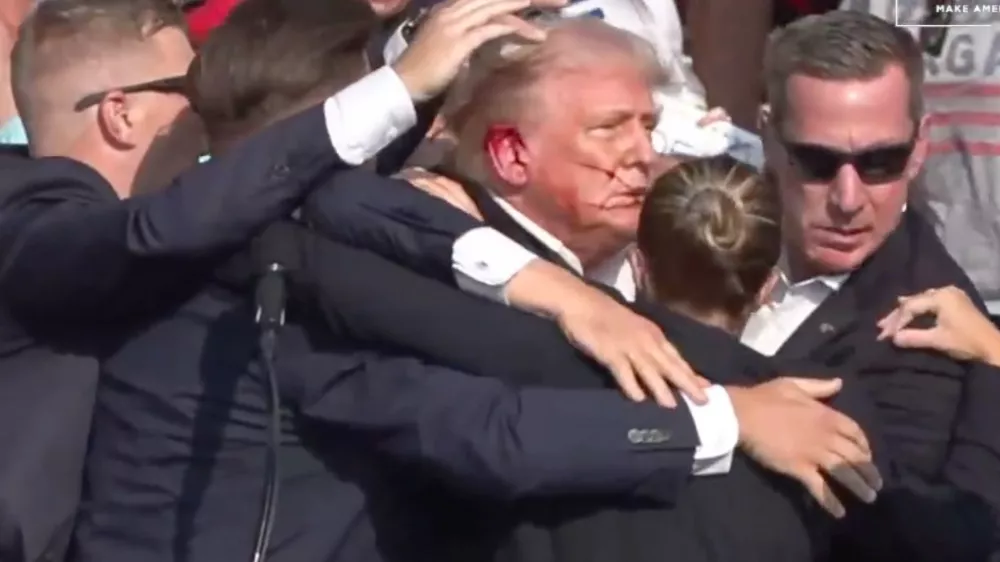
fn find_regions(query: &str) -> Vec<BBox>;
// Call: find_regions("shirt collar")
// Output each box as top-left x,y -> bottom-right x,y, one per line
770,253 -> 850,303
490,193 -> 636,300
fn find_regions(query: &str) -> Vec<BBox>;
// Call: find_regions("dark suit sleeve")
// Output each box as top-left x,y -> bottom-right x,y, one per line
943,360 -> 1000,559
303,167 -> 481,282
0,106 -> 342,324
279,346 -> 697,503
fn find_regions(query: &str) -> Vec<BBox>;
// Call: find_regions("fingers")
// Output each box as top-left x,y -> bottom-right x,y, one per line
801,469 -> 846,519
823,435 -> 879,503
823,461 -> 877,505
877,294 -> 933,339
632,356 -> 678,408
492,13 -> 546,41
644,338 -> 706,404
892,326 -> 943,351
829,409 -> 871,456
696,107 -> 731,127
607,356 -> 648,403
784,377 -> 842,399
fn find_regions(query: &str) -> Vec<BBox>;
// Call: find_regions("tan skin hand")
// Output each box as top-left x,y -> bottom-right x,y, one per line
391,0 -> 567,102
728,377 -> 882,518
877,285 -> 1000,367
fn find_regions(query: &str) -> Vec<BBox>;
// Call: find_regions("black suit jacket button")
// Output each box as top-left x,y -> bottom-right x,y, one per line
629,428 -> 672,445
646,428 -> 671,443
628,428 -> 647,444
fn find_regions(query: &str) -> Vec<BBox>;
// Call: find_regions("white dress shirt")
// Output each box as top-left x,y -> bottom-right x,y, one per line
323,66 -> 417,165
450,195 -> 738,476
740,270 -> 850,356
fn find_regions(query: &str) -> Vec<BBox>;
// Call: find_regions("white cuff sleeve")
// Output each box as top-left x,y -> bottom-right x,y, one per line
684,385 -> 739,476
323,66 -> 418,166
453,227 -> 538,305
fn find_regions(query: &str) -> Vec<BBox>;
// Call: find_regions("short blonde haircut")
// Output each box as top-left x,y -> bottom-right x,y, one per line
445,18 -> 670,184
11,0 -> 184,150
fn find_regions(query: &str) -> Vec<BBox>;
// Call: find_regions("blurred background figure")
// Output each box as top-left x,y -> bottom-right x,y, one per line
0,0 -> 35,144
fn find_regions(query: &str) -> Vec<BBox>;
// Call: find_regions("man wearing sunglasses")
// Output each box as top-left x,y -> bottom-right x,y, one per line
748,10 -> 1000,561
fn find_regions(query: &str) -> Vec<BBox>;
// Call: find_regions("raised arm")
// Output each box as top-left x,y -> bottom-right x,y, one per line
0,66 -> 417,325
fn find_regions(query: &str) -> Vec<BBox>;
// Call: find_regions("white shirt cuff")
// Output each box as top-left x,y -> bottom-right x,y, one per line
323,66 -> 417,166
684,385 -> 739,476
453,226 -> 538,305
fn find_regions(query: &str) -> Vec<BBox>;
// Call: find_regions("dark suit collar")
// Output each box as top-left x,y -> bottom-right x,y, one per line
775,210 -> 920,361
432,166 -> 578,272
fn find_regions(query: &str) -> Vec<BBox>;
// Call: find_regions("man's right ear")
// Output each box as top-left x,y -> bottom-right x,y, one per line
96,90 -> 137,149
484,124 -> 530,190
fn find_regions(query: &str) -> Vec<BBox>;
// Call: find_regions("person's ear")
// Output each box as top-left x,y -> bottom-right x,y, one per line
96,91 -> 138,149
905,114 -> 930,184
484,124 -> 530,190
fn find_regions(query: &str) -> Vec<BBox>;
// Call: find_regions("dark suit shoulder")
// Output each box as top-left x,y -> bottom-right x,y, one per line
0,156 -> 115,211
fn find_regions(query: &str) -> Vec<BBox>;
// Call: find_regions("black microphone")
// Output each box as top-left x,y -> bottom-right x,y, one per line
255,263 -> 286,332
250,224 -> 294,562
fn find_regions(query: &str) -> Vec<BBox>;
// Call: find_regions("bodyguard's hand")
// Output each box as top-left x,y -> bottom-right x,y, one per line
727,377 -> 882,518
553,281 -> 710,408
877,285 -> 1000,366
395,167 -> 483,219
393,0 -> 567,102
502,260 -> 709,407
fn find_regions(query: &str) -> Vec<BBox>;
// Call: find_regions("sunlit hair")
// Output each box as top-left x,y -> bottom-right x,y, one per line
444,17 -> 670,184
637,155 -> 782,322
11,0 -> 185,153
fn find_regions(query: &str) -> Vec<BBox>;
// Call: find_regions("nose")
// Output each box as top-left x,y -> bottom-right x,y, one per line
829,163 -> 866,217
622,120 -> 656,168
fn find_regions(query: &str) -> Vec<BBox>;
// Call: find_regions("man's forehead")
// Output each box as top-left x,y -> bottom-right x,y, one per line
782,70 -> 914,147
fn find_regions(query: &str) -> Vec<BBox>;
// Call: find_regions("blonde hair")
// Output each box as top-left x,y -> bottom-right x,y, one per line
444,17 -> 669,184
637,155 -> 781,317
11,0 -> 184,151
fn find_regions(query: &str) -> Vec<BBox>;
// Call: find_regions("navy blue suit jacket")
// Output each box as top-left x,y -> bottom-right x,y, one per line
0,105 -> 348,562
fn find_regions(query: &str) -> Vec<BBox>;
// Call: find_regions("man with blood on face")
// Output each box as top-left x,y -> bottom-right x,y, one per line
454,19 -> 662,271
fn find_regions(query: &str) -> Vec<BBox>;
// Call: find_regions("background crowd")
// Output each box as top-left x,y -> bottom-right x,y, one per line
1,0 -> 1000,562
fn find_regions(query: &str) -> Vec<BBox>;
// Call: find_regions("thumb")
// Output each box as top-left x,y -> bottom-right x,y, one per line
786,377 -> 843,399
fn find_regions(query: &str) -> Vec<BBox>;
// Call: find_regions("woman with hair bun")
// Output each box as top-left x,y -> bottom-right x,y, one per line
637,154 -> 781,334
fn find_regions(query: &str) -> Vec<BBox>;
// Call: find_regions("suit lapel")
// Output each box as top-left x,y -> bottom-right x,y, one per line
775,281 -> 861,363
774,211 -> 915,363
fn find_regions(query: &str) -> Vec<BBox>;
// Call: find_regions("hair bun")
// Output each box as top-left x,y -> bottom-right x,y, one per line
687,188 -> 746,254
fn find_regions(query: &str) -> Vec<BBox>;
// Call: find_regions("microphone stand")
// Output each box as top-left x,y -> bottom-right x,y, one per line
252,262 -> 286,562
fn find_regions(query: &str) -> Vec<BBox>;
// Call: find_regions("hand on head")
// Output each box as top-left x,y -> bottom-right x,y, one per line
391,0 -> 567,102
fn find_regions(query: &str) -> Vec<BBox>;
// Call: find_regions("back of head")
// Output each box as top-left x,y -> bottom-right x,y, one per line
637,155 -> 781,330
11,0 -> 187,155
189,0 -> 378,151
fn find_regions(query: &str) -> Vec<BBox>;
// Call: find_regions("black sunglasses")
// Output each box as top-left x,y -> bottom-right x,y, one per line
74,75 -> 188,112
781,132 -> 917,184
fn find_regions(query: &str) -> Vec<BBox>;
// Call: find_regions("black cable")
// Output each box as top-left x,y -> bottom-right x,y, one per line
252,263 -> 286,562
